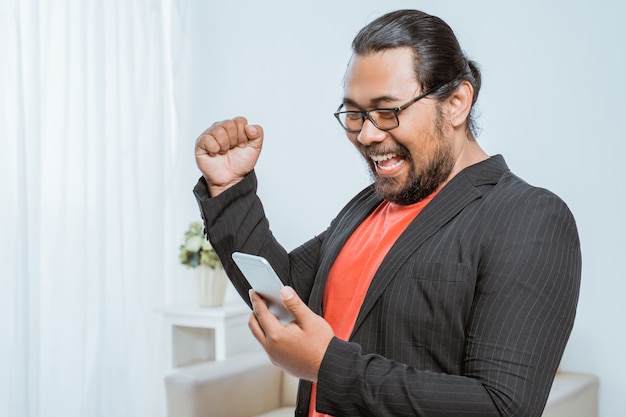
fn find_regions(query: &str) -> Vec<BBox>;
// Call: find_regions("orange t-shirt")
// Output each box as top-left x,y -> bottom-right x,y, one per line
310,191 -> 437,417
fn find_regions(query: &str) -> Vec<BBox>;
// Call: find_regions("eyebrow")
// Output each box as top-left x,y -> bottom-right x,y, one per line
342,94 -> 403,110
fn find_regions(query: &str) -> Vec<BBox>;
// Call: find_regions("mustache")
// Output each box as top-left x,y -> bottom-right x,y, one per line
360,143 -> 410,159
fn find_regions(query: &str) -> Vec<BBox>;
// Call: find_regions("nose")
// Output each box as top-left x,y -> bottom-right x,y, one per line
357,118 -> 387,146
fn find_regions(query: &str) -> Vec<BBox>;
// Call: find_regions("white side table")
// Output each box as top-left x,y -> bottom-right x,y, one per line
157,300 -> 260,373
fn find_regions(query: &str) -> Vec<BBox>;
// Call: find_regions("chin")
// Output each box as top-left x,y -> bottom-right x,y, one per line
374,168 -> 447,205
374,179 -> 413,205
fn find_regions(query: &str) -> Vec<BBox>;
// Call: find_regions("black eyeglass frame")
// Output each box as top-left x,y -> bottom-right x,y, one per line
333,83 -> 445,133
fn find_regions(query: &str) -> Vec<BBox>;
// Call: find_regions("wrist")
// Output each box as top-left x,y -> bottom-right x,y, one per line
206,177 -> 245,197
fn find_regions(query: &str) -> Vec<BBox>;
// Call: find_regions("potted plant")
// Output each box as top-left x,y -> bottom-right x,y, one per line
179,221 -> 227,307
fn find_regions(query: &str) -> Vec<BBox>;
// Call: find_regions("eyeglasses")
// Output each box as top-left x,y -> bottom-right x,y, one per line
333,83 -> 444,133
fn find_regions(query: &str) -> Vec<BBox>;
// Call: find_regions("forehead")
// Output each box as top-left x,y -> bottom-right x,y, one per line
344,47 -> 420,103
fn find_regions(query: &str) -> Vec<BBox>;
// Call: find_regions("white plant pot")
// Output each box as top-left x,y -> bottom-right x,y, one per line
196,265 -> 227,307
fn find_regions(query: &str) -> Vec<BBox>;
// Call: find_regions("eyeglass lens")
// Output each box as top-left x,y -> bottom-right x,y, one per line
340,109 -> 398,132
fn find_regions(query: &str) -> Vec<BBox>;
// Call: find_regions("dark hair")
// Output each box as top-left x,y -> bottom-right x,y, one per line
352,9 -> 482,137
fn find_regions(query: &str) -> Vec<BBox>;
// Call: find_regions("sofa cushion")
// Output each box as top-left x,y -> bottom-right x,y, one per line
254,407 -> 294,417
165,352 -> 284,417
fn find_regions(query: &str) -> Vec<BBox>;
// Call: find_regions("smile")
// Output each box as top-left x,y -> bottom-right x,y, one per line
370,152 -> 406,171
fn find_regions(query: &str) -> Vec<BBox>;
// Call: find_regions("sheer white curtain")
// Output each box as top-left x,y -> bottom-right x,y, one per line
0,1 -> 191,416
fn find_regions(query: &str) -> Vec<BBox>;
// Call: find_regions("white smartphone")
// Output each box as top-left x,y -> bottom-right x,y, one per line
231,252 -> 295,324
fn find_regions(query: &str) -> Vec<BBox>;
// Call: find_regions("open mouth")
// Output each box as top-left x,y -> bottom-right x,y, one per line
370,152 -> 406,172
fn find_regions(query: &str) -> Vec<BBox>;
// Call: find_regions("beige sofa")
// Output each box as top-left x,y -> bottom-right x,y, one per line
164,351 -> 598,417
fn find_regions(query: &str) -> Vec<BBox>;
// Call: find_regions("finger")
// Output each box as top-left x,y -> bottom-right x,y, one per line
222,117 -> 246,150
279,286 -> 310,323
248,311 -> 266,343
232,116 -> 250,148
244,124 -> 264,141
217,120 -> 241,154
197,118 -> 245,155
250,288 -> 285,333
249,289 -> 271,327
195,129 -> 221,156
196,124 -> 230,156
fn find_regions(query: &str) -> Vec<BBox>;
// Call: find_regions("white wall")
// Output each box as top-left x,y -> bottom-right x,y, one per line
177,1 -> 626,415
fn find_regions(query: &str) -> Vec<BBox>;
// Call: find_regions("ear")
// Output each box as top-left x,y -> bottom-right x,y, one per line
446,81 -> 474,130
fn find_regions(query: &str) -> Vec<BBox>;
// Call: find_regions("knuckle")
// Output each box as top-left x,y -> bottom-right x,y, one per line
249,310 -> 259,323
212,125 -> 228,137
265,329 -> 283,345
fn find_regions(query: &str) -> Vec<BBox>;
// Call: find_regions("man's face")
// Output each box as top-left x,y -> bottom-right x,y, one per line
342,47 -> 455,205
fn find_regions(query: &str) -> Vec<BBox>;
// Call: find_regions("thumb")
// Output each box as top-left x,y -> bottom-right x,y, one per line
245,124 -> 264,141
280,286 -> 308,321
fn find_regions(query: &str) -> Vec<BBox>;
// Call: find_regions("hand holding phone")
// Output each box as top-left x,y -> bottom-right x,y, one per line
231,252 -> 295,324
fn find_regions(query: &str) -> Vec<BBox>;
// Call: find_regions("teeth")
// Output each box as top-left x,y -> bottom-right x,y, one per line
377,159 -> 404,171
370,153 -> 397,162
369,152 -> 404,171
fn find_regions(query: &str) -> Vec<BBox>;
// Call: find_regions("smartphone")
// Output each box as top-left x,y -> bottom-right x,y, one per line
231,252 -> 295,324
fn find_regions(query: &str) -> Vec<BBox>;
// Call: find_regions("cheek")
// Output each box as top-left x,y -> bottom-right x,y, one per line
401,115 -> 445,153
394,128 -> 429,159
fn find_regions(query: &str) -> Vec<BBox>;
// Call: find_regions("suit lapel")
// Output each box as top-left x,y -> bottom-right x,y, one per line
307,155 -> 509,328
308,187 -> 382,314
350,156 -> 507,337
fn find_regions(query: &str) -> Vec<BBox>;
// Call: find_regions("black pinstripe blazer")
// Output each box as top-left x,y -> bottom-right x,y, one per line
194,155 -> 581,417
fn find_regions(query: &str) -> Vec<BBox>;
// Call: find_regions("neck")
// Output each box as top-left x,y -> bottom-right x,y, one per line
447,134 -> 489,183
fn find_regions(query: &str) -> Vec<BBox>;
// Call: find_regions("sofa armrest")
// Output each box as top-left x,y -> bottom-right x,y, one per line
165,351 -> 284,417
542,371 -> 599,417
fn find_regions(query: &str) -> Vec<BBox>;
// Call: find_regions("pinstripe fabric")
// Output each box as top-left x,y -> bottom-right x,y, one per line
194,155 -> 581,417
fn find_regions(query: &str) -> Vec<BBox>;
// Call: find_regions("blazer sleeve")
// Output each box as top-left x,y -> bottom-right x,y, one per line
193,172 -> 324,306
314,191 -> 581,417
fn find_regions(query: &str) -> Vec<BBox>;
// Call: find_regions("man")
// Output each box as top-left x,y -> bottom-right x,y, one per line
193,9 -> 581,417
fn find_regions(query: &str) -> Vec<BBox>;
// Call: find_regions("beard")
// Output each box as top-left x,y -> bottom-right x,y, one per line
363,113 -> 455,205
